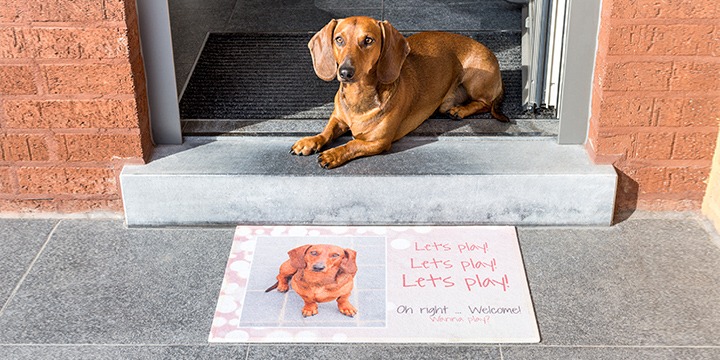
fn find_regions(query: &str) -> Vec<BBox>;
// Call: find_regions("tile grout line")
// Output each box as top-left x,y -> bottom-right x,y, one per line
243,343 -> 251,360
0,219 -> 62,318
499,344 -> 504,360
225,0 -> 242,32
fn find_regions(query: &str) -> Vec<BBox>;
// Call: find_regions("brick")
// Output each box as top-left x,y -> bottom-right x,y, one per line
0,167 -> 14,194
593,133 -> 635,158
0,199 -> 58,213
103,0 -> 127,21
671,61 -> 720,91
26,135 -> 50,161
0,28 -> 36,58
602,61 -> 672,91
0,0 -> 22,22
33,28 -> 129,60
636,196 -> 703,211
599,96 -> 654,127
682,97 -> 720,127
636,167 -> 671,194
56,199 -> 123,213
1,134 -> 50,161
672,131 -> 717,160
17,167 -> 117,195
60,134 -> 143,162
24,0 -> 105,22
652,97 -> 684,127
42,64 -> 134,95
654,97 -> 720,127
669,166 -> 711,192
3,99 -> 140,129
608,24 -> 716,56
611,0 -> 719,19
0,65 -> 36,95
632,132 -> 675,159
2,100 -> 43,128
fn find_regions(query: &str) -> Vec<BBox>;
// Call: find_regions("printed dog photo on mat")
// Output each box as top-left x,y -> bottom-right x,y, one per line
240,236 -> 386,328
290,16 -> 509,168
265,244 -> 358,317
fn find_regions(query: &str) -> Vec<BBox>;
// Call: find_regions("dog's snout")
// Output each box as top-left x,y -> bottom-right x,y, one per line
312,263 -> 326,272
338,64 -> 355,81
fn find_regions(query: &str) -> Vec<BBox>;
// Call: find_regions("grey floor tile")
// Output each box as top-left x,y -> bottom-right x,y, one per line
225,7 -> 383,32
356,265 -> 386,289
247,344 -> 501,359
384,3 -> 522,31
169,0 -> 237,11
169,11 -> 219,63
240,0 -> 382,9
502,346 -> 720,360
386,0 -> 515,6
356,289 -> 385,322
240,290 -> 286,323
0,220 -> 234,344
0,219 -> 57,308
517,219 -> 720,346
245,265 -> 281,291
0,345 -> 247,360
175,62 -> 196,96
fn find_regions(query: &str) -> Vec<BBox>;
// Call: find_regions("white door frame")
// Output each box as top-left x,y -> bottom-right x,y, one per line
135,0 -> 182,145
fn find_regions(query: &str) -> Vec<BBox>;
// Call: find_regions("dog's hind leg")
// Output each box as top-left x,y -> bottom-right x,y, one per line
452,66 -> 509,122
439,83 -> 468,119
448,99 -> 492,120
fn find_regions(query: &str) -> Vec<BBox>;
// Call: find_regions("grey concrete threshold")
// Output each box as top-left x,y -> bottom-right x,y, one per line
120,136 -> 616,226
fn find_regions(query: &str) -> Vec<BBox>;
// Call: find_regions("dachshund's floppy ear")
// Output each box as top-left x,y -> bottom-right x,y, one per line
340,249 -> 357,275
377,20 -> 410,84
308,19 -> 338,81
288,245 -> 312,270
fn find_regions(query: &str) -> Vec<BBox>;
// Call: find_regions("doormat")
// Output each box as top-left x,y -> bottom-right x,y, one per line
179,32 -> 539,122
209,226 -> 539,343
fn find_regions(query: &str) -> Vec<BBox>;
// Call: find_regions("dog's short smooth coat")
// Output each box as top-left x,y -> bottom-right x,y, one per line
290,16 -> 508,168
266,244 -> 358,317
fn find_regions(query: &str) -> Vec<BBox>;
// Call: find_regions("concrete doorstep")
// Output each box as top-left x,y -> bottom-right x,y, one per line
120,136 -> 617,227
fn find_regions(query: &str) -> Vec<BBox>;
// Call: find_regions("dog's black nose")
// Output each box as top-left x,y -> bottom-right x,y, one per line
312,263 -> 326,272
339,66 -> 355,81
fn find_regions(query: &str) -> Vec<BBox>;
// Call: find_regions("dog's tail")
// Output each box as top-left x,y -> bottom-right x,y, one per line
490,85 -> 510,123
265,281 -> 279,293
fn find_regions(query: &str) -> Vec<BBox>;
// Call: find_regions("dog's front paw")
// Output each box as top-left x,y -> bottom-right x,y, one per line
291,136 -> 325,156
338,302 -> 357,317
302,303 -> 319,317
317,148 -> 346,169
276,283 -> 289,293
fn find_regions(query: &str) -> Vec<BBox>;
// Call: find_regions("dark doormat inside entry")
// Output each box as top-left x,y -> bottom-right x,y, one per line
180,32 -> 547,126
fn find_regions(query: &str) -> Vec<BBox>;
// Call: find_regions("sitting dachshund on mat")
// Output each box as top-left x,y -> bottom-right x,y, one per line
290,16 -> 509,168
266,244 -> 358,317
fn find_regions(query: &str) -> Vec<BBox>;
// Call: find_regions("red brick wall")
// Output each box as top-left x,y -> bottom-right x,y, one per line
588,0 -> 720,212
0,0 -> 152,214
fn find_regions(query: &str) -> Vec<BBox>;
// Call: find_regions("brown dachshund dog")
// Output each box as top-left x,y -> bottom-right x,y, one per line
266,244 -> 358,317
290,16 -> 509,168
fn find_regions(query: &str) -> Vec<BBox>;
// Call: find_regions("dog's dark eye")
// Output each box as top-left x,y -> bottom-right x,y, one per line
331,253 -> 340,258
335,36 -> 345,46
310,251 -> 319,256
364,36 -> 375,45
